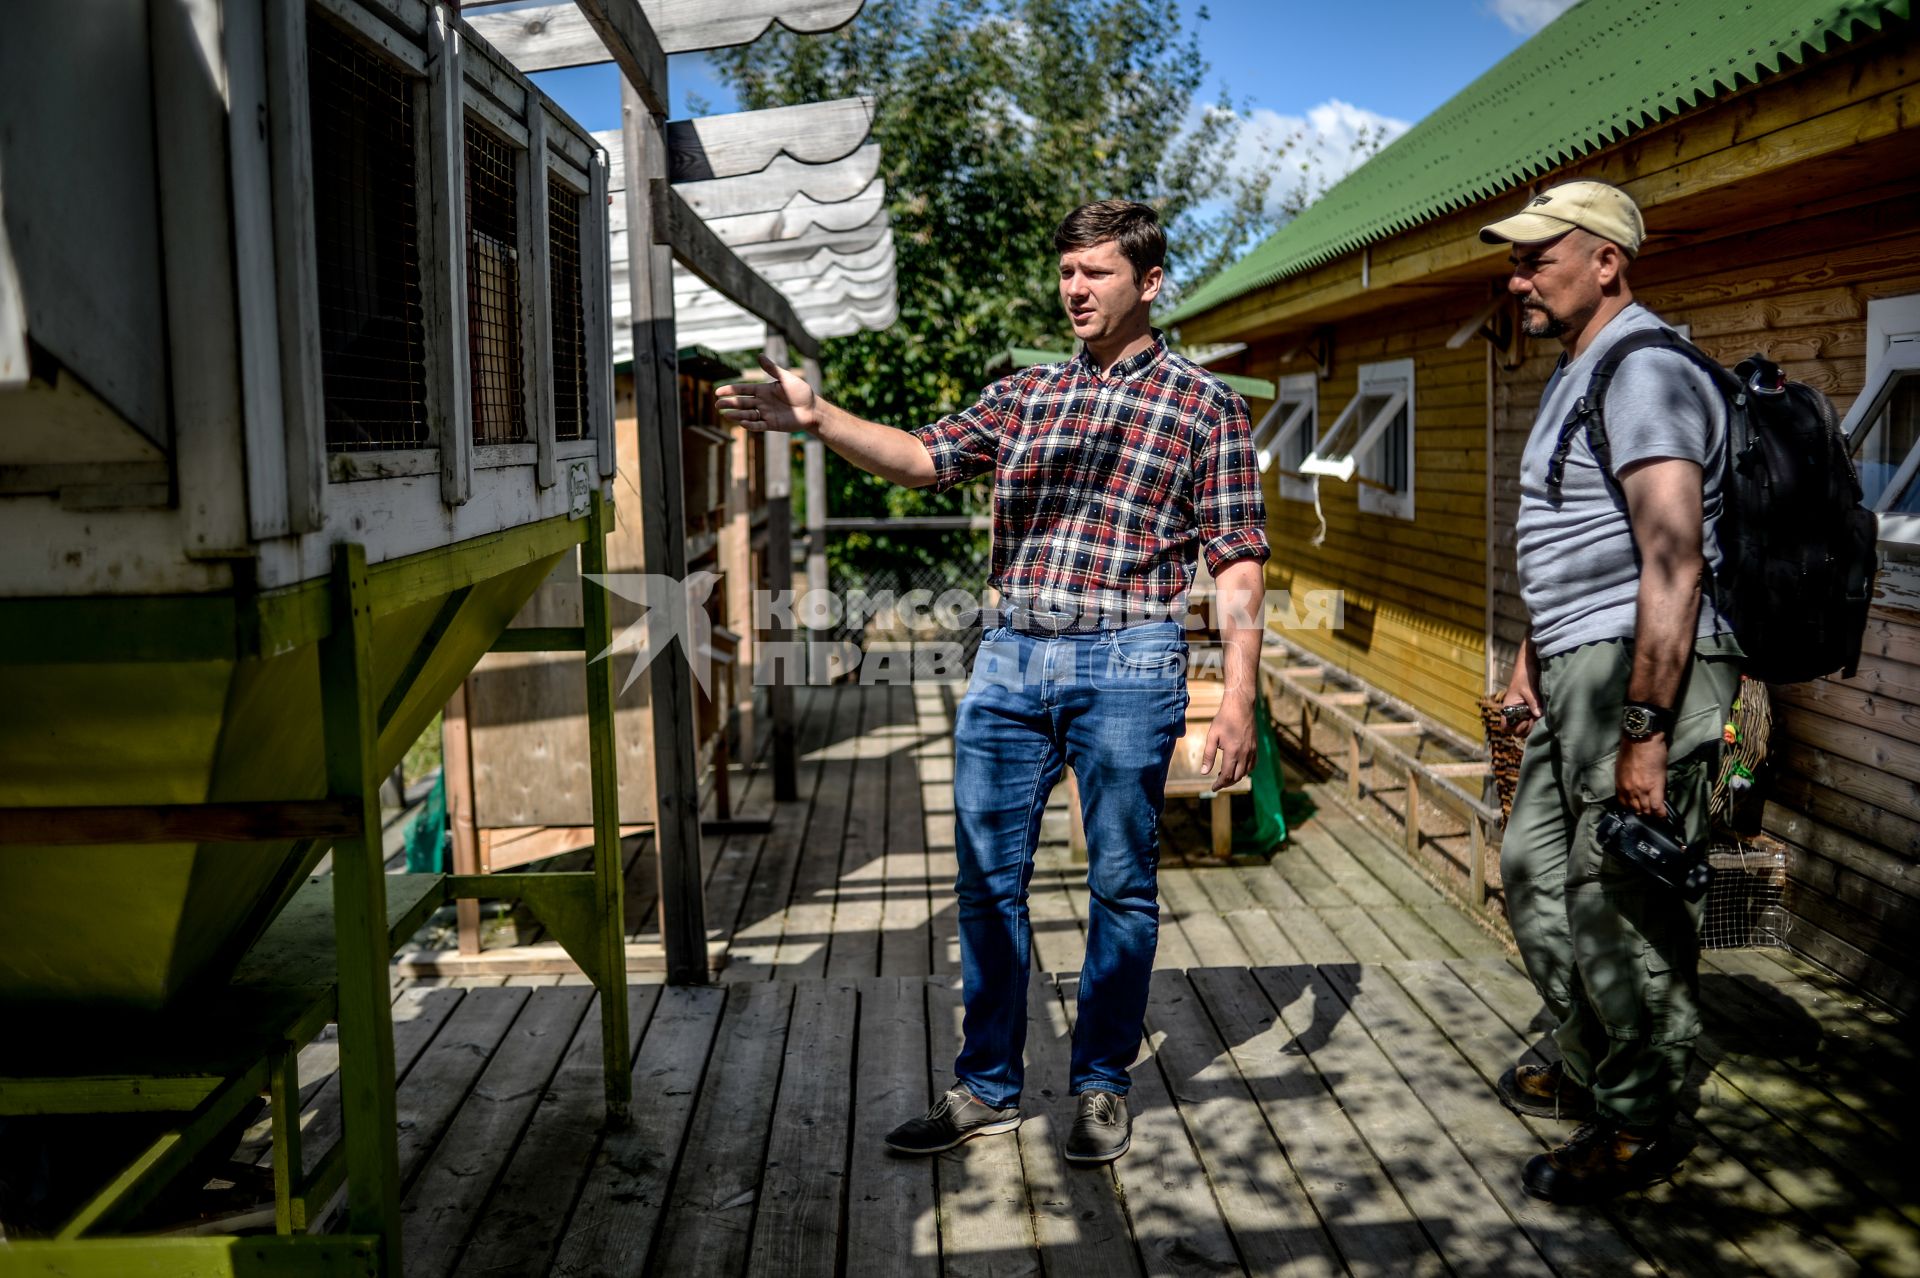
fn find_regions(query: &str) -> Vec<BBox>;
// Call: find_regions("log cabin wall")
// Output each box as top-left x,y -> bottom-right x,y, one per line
1245,303 -> 1491,741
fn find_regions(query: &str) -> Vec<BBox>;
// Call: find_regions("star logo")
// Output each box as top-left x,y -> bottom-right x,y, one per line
581,571 -> 723,695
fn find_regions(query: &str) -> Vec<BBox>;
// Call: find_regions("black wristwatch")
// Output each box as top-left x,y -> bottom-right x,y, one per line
1621,701 -> 1675,742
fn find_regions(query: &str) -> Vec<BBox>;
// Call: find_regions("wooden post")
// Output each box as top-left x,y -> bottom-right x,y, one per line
1469,814 -> 1487,907
526,106 -> 558,491
582,491 -> 634,1114
763,330 -> 799,801
804,436 -> 828,599
1210,791 -> 1233,861
443,681 -> 483,955
269,1047 -> 302,1235
722,422 -> 755,765
1404,768 -> 1422,861
1346,729 -> 1362,801
621,76 -> 709,985
319,544 -> 402,1276
425,6 -> 472,507
153,0 -> 251,557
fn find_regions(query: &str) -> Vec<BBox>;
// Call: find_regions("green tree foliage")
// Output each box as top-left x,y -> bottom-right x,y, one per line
708,0 -> 1353,583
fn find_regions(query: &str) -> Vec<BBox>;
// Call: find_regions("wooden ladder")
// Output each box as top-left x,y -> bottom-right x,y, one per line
1257,634 -> 1507,922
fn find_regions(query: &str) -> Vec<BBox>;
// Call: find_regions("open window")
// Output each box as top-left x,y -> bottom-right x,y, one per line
1844,295 -> 1920,552
1250,372 -> 1318,503
1301,357 -> 1415,520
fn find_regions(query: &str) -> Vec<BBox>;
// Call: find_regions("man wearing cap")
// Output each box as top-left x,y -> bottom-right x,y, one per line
715,199 -> 1269,1166
1480,180 -> 1741,1203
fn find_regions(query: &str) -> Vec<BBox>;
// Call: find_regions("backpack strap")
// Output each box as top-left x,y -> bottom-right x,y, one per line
1543,327 -> 1736,492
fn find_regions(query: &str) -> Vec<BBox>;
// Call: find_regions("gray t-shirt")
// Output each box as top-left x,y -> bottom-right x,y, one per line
1515,302 -> 1731,658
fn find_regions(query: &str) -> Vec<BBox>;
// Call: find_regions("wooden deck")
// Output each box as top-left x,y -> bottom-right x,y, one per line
262,683 -> 1916,1276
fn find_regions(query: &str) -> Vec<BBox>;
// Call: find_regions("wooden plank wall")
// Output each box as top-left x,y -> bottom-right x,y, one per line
1249,304 -> 1488,740
467,378 -> 658,829
1487,211 -> 1920,1014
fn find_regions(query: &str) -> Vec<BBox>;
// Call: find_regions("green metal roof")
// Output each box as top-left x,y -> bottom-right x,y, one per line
1165,0 -> 1910,327
987,346 -> 1278,400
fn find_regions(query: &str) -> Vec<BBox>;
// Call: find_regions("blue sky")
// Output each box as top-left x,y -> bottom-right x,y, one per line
533,0 -> 1574,137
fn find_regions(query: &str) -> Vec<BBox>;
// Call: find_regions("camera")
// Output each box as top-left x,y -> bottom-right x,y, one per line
1594,802 -> 1712,902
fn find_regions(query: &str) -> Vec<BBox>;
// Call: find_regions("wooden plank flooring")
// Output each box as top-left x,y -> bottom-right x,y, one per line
259,683 -> 1915,1275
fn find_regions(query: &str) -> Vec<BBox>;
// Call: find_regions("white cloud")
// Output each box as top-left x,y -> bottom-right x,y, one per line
1220,99 -> 1412,217
1485,0 -> 1579,35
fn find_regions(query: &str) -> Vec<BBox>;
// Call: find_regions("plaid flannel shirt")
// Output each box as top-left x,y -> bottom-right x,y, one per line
912,330 -> 1269,621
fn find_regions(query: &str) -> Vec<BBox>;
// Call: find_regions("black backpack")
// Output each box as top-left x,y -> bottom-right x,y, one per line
1545,327 -> 1878,684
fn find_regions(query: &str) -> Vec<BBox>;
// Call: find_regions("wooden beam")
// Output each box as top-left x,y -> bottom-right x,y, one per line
763,332 -> 799,801
391,939 -> 729,977
265,0 -> 325,533
612,215 -> 890,283
621,80 -> 710,984
573,0 -> 668,116
425,8 -> 473,506
526,107 -> 558,490
674,144 -> 881,220
653,181 -> 821,358
0,800 -> 363,846
695,182 -> 886,248
663,99 -> 874,182
587,147 -> 617,479
674,257 -> 894,308
153,0 -> 250,557
468,1 -> 863,61
708,234 -> 894,282
318,545 -> 402,1277
673,277 -> 892,326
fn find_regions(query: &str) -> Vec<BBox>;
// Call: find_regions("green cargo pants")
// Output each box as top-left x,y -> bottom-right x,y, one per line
1500,634 -> 1741,1127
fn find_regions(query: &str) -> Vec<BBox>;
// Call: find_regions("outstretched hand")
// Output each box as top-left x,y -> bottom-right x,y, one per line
715,353 -> 818,433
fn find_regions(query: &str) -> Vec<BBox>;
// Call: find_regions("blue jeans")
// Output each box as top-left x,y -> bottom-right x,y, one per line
951,620 -> 1189,1106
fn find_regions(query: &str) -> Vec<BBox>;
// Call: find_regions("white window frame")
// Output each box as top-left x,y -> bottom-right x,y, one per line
1301,357 -> 1415,521
1841,294 -> 1920,554
1251,371 -> 1318,503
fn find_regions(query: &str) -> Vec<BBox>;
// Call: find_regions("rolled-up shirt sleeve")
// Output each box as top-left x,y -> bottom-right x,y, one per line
910,376 -> 1016,493
1194,389 -> 1271,575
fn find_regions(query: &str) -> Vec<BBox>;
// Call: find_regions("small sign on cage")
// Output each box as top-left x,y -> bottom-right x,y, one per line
569,459 -> 593,520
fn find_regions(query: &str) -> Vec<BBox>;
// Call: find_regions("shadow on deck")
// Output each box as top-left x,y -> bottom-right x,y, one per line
269,682 -> 1913,1275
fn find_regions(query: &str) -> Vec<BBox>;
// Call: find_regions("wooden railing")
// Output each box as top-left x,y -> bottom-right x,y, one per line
1257,634 -> 1508,925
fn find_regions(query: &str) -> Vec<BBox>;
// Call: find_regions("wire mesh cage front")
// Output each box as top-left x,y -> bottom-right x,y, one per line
548,177 -> 590,443
1702,839 -> 1790,950
465,123 -> 526,445
308,19 -> 430,452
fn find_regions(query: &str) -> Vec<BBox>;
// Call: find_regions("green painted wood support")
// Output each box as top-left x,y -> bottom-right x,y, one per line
319,544 -> 403,1276
443,872 -> 609,985
0,1076 -> 224,1115
56,1062 -> 269,1240
270,1047 -> 302,1235
375,585 -> 473,733
580,490 -> 633,1120
0,1236 -> 380,1277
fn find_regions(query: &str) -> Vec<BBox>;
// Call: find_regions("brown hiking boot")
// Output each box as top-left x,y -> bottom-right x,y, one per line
1523,1120 -> 1686,1203
1497,1060 -> 1594,1121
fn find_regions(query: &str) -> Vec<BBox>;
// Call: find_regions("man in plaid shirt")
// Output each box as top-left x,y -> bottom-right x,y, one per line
720,200 -> 1269,1164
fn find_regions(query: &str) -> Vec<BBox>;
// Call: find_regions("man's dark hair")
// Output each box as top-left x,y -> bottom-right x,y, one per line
1053,200 -> 1166,281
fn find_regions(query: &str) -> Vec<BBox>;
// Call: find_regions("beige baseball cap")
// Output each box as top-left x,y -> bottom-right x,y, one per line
1479,180 -> 1645,255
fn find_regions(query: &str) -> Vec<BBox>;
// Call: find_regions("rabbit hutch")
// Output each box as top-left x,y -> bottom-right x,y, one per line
0,0 -> 636,1268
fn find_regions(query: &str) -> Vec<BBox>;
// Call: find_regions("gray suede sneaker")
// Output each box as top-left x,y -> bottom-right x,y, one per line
1064,1089 -> 1130,1164
885,1087 -> 1021,1155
